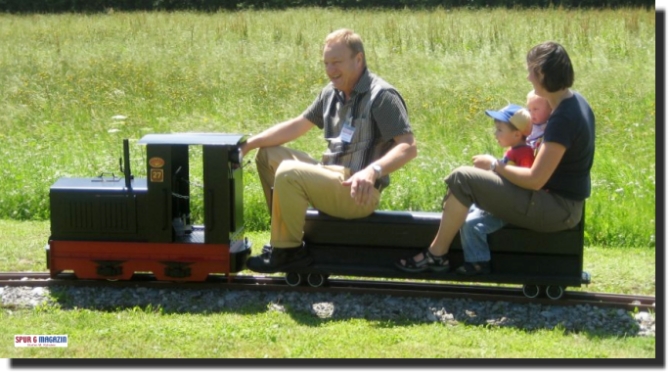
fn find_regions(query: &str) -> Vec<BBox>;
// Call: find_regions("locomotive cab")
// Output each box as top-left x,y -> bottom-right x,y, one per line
137,133 -> 246,245
46,133 -> 250,281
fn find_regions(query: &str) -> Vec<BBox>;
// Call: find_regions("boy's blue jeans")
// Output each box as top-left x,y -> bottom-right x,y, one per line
459,205 -> 506,263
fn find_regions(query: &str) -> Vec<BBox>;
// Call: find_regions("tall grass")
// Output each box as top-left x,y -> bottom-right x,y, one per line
0,8 -> 655,247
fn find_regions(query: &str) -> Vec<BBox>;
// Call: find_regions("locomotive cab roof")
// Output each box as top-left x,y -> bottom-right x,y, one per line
137,133 -> 247,146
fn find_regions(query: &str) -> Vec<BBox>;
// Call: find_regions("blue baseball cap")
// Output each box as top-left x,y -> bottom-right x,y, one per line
485,104 -> 531,135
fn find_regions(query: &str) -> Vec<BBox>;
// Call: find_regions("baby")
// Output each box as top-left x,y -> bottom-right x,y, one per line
526,89 -> 552,152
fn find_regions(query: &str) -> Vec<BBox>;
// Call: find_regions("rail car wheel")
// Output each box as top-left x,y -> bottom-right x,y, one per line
522,284 -> 542,299
545,285 -> 565,300
285,272 -> 303,287
307,273 -> 328,288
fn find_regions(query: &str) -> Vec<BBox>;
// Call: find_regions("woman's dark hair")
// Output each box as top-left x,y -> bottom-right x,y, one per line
526,41 -> 574,92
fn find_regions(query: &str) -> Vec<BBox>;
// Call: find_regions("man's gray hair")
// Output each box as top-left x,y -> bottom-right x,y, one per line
325,28 -> 366,66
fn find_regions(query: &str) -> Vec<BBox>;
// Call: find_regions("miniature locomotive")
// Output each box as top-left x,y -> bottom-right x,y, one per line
46,133 -> 250,282
46,133 -> 589,299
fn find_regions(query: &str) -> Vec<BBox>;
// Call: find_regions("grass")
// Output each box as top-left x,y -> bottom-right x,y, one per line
0,8 -> 658,361
0,307 -> 656,358
0,7 -> 656,247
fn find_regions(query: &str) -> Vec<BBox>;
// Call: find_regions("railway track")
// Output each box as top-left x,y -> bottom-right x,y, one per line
0,272 -> 655,312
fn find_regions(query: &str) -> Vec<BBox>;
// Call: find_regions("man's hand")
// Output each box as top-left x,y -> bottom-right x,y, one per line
472,154 -> 497,170
341,167 -> 377,206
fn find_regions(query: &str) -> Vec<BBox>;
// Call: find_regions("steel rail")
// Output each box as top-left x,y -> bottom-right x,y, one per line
0,272 -> 655,311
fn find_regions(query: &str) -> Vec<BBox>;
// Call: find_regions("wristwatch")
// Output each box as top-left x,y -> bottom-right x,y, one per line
490,159 -> 498,171
371,163 -> 382,179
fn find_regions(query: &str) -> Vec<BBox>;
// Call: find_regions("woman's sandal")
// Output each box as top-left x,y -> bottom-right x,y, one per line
395,249 -> 450,273
455,261 -> 491,276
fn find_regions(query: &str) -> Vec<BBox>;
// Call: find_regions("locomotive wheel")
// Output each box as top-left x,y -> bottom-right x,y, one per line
306,273 -> 328,288
285,272 -> 303,287
522,284 -> 542,299
545,285 -> 565,300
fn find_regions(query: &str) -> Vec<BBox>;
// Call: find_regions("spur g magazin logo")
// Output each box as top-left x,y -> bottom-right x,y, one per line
15,335 -> 68,347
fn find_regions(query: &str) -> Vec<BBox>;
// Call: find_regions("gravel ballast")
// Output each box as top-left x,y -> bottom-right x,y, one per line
1,283 -> 654,338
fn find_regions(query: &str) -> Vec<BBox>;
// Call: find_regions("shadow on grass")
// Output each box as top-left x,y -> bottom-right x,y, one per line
42,283 -> 646,339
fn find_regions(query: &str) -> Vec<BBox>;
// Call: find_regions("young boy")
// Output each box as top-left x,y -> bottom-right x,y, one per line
526,89 -> 552,152
456,104 -> 533,275
488,104 -> 534,167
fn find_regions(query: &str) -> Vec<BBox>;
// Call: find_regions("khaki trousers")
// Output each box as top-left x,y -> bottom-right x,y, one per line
255,146 -> 380,248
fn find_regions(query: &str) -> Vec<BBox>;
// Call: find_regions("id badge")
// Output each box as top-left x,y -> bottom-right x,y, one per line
340,121 -> 356,143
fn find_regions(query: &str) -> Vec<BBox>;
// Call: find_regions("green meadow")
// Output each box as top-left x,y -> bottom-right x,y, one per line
0,7 -> 655,247
0,7 -> 657,359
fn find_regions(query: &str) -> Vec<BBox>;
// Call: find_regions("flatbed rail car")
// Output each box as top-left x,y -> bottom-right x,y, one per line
45,133 -> 589,299
300,208 -> 589,299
